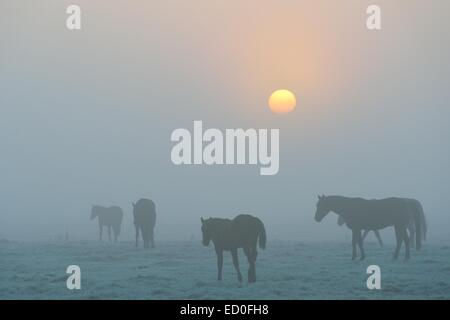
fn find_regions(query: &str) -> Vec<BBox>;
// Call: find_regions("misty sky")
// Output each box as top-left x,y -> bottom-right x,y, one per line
1,1 -> 449,242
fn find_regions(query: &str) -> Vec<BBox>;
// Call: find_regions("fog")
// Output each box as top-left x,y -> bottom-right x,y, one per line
1,0 -> 449,242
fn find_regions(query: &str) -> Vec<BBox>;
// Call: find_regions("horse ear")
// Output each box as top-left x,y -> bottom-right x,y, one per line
317,195 -> 321,200
200,217 -> 204,224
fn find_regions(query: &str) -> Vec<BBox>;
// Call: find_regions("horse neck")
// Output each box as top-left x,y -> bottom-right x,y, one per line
95,208 -> 108,222
327,197 -> 352,218
208,219 -> 230,244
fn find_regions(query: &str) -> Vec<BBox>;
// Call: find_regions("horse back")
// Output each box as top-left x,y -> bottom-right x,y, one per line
230,214 -> 263,248
344,198 -> 413,229
133,199 -> 156,228
98,206 -> 123,226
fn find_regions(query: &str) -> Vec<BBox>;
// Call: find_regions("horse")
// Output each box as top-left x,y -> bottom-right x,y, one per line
90,205 -> 123,242
315,195 -> 426,260
338,215 -> 384,247
337,198 -> 427,248
132,198 -> 157,248
200,214 -> 266,283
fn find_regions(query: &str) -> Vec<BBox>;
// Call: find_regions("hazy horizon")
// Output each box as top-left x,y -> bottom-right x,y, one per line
1,0 -> 449,243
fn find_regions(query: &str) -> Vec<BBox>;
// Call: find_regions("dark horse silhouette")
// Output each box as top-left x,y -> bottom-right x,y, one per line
201,214 -> 266,283
90,205 -> 123,241
337,197 -> 427,248
338,215 -> 384,247
315,195 -> 426,260
132,198 -> 156,248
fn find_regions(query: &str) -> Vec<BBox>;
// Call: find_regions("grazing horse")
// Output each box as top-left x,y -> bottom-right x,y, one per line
337,198 -> 427,248
315,195 -> 426,260
132,198 -> 157,248
200,214 -> 266,283
338,215 -> 384,247
90,205 -> 123,242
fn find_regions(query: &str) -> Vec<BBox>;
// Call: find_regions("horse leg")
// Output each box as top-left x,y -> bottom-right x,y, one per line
362,230 -> 369,241
244,247 -> 255,283
150,228 -> 155,248
393,226 -> 402,260
357,230 -> 365,260
352,230 -> 357,260
403,228 -> 410,260
99,225 -> 103,241
108,226 -> 112,242
251,245 -> 257,282
135,227 -> 139,247
216,249 -> 223,281
374,230 -> 383,247
143,229 -> 149,249
409,223 -> 415,248
231,249 -> 243,283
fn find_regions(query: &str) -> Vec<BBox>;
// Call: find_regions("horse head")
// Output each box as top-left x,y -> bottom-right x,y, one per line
200,217 -> 212,247
315,194 -> 330,222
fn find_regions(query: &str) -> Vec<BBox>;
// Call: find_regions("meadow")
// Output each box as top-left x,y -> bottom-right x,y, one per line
1,240 -> 449,299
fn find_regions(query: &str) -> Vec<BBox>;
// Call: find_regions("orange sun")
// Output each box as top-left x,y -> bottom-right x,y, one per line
268,89 -> 297,114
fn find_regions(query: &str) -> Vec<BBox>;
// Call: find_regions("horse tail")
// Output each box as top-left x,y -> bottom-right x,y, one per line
417,201 -> 427,242
256,219 -> 266,250
414,201 -> 427,250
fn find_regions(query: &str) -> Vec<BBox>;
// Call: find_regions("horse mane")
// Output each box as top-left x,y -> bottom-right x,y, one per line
326,195 -> 366,201
204,218 -> 231,231
92,205 -> 107,212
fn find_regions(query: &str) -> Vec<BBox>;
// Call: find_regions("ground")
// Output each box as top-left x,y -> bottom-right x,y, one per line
1,240 -> 449,299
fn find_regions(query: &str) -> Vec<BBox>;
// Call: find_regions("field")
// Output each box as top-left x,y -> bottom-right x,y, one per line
1,240 -> 449,299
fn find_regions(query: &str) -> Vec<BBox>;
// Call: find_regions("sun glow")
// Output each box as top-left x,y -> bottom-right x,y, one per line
268,89 -> 297,113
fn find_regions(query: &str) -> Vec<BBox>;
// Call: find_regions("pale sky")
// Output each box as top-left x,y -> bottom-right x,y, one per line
1,0 -> 449,242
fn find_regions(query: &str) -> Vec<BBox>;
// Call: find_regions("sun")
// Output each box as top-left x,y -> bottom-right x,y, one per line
268,89 -> 297,114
